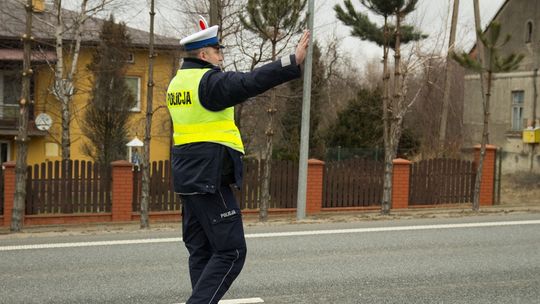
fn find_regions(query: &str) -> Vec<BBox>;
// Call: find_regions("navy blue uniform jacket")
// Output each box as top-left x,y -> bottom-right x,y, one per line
172,55 -> 302,194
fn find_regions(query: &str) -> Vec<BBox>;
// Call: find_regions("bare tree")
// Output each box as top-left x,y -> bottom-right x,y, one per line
11,0 -> 33,232
46,0 -> 114,160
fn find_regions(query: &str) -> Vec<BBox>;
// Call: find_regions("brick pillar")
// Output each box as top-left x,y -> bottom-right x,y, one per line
111,160 -> 134,222
392,158 -> 411,209
2,161 -> 16,227
306,159 -> 324,214
474,144 -> 497,206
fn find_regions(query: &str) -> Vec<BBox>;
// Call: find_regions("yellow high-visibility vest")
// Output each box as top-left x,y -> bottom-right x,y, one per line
166,68 -> 244,153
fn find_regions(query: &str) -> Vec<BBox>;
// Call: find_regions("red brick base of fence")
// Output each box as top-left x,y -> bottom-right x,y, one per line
1,147 -> 497,228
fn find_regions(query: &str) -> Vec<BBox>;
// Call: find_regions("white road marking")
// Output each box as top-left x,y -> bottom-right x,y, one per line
174,297 -> 264,304
1,219 -> 539,252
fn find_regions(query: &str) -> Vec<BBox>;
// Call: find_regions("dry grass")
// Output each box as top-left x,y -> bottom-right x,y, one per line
500,173 -> 540,206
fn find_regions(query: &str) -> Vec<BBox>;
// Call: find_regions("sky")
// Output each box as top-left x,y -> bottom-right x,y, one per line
67,0 -> 508,70
313,0 -> 507,69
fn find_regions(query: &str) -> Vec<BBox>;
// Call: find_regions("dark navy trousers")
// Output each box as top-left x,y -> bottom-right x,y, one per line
181,185 -> 247,304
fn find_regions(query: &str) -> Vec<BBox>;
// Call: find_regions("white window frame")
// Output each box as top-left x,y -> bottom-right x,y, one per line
125,76 -> 141,112
511,90 -> 524,131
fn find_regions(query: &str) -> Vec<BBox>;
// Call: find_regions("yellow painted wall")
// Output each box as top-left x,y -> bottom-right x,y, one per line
18,46 -> 178,165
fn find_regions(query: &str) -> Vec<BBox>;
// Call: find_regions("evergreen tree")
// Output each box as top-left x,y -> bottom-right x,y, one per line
326,87 -> 384,149
334,0 -> 426,49
335,0 -> 426,214
325,87 -> 419,159
275,42 -> 325,160
81,16 -> 135,168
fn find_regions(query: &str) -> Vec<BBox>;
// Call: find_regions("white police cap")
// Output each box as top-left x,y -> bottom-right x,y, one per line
180,16 -> 223,51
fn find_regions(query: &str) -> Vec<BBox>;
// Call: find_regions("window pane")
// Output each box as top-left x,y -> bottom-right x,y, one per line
0,143 -> 8,163
512,106 -> 524,130
125,77 -> 140,111
512,91 -> 524,104
3,73 -> 21,105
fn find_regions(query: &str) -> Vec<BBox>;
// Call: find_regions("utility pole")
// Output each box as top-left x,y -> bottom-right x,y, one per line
296,0 -> 314,220
12,0 -> 33,232
438,0 -> 460,154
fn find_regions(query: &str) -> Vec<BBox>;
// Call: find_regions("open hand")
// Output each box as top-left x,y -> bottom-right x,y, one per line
295,30 -> 310,66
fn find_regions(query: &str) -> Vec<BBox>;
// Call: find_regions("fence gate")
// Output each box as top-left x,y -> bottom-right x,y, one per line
409,158 -> 475,205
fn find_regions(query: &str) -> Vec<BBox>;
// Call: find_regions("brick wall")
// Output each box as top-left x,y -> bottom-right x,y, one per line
306,159 -> 324,214
2,161 -> 16,228
392,158 -> 411,209
111,160 -> 134,222
474,144 -> 497,206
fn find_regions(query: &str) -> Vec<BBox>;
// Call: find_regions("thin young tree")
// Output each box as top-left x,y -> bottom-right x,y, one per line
139,0 -> 156,229
240,0 -> 306,221
11,0 -> 34,232
453,21 -> 523,211
81,16 -> 136,180
335,0 -> 426,214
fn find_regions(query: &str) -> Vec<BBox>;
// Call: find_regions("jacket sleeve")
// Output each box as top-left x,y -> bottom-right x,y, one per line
199,54 -> 302,111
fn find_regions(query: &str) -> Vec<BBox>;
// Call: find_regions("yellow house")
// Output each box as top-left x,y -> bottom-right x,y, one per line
0,0 -> 179,165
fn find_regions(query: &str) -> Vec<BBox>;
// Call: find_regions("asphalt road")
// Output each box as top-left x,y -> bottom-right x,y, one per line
1,213 -> 539,304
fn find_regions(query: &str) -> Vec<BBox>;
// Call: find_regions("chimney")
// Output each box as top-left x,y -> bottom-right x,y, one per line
32,0 -> 45,13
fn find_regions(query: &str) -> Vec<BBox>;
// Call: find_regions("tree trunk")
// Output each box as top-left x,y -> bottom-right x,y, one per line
140,0 -> 156,229
438,0 -> 460,153
471,0 -> 487,212
53,0 -> 88,161
260,89 -> 276,221
380,15 -> 391,214
381,12 -> 402,215
382,122 -> 402,214
61,97 -> 71,159
259,42 -> 278,221
11,0 -> 33,232
473,69 -> 492,211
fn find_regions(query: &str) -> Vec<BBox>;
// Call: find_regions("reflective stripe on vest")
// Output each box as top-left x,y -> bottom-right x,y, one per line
166,68 -> 244,153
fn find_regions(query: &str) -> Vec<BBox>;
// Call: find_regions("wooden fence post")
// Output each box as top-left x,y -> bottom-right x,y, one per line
2,161 -> 16,227
306,159 -> 324,214
474,144 -> 497,206
111,160 -> 134,222
392,158 -> 411,209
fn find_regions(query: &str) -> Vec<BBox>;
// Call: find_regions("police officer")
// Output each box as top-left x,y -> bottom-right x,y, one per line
167,17 -> 309,304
